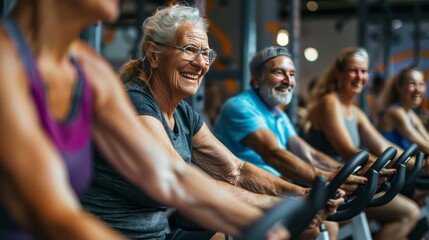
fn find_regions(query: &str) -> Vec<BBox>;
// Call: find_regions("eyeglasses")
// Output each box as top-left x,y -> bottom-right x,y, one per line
153,41 -> 217,65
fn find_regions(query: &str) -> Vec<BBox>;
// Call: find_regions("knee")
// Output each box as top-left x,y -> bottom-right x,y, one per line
404,200 -> 420,224
324,221 -> 339,238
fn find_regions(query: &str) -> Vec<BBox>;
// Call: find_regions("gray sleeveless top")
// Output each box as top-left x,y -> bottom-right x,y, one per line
304,109 -> 360,162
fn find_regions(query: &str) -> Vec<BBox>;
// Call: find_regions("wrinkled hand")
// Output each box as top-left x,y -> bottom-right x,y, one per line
307,189 -> 346,229
376,167 -> 396,187
329,170 -> 367,195
325,189 -> 345,215
265,223 -> 290,240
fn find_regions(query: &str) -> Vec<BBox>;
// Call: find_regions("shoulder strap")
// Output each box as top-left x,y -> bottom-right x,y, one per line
3,18 -> 39,82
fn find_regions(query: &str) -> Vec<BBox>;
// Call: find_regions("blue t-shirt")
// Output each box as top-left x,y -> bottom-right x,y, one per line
213,89 -> 297,176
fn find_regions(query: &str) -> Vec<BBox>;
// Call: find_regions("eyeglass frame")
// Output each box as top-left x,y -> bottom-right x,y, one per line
153,41 -> 217,65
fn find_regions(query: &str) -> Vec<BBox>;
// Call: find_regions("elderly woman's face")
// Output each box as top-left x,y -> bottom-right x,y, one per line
157,23 -> 210,98
337,56 -> 368,96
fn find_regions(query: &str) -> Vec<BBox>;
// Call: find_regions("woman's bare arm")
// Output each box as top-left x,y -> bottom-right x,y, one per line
0,39 -> 125,240
389,109 -> 429,154
311,94 -> 362,161
357,107 -> 398,155
192,124 -> 308,196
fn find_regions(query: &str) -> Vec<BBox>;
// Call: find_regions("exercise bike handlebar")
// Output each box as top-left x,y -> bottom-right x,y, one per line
239,176 -> 328,240
367,147 -> 397,173
404,152 -> 424,188
395,143 -> 418,166
327,151 -> 369,200
369,163 -> 406,207
365,147 -> 407,207
325,149 -> 395,221
327,169 -> 378,221
378,144 -> 420,193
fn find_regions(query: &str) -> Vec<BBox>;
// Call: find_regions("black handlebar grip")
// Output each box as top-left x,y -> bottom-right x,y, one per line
239,176 -> 328,240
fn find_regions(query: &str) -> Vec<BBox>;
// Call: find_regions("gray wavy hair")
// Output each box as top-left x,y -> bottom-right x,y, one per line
120,4 -> 209,83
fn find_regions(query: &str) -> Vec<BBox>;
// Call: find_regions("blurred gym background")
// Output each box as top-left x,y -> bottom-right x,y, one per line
2,0 -> 429,126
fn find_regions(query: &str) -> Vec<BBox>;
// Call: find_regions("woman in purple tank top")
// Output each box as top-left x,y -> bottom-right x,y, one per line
0,1 -> 283,240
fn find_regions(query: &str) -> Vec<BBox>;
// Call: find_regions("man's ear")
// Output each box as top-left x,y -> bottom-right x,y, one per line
250,71 -> 259,89
143,41 -> 159,69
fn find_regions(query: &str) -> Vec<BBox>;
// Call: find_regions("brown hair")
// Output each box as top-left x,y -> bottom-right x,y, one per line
377,66 -> 423,114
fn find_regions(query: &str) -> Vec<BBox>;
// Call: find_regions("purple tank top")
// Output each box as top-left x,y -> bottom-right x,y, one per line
0,18 -> 93,239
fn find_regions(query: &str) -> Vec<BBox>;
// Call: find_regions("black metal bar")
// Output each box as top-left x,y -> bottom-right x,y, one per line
80,22 -> 102,54
357,0 -> 368,48
2,0 -> 14,16
357,0 -> 369,115
383,0 -> 393,79
413,2 -> 421,67
240,0 -> 256,92
286,0 -> 301,126
131,0 -> 146,59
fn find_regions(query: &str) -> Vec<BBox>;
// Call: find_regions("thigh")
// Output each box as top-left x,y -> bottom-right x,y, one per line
165,228 -> 216,240
365,193 -> 419,222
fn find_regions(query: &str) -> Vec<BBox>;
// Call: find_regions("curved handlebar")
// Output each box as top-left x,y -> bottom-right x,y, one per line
365,147 -> 407,207
327,151 -> 369,200
368,147 -> 397,173
395,144 -> 418,166
379,144 -> 419,193
351,147 -> 396,197
376,151 -> 422,206
369,163 -> 406,207
239,176 -> 328,240
325,149 -> 402,220
404,152 -> 424,188
327,169 -> 378,221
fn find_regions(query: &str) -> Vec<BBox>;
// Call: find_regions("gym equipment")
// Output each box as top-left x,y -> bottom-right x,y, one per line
334,145 -> 422,240
239,176 -> 328,240
369,145 -> 421,207
327,151 -> 378,222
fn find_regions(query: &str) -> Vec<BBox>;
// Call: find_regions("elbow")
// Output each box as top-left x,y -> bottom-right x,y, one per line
144,162 -> 198,208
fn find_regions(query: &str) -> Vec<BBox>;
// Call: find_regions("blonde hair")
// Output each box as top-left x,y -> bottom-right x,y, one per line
308,47 -> 369,107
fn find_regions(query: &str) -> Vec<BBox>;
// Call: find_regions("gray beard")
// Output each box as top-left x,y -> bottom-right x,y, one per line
260,87 -> 294,107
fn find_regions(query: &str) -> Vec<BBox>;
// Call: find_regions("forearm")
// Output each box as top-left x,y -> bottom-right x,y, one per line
101,145 -> 261,235
263,149 -> 317,185
94,127 -> 262,236
236,162 -> 308,197
40,212 -> 125,240
216,180 -> 282,210
0,144 -> 126,240
312,151 -> 342,170
170,165 -> 263,236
